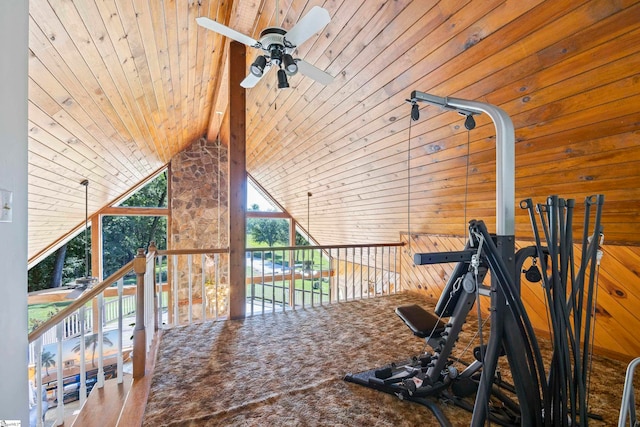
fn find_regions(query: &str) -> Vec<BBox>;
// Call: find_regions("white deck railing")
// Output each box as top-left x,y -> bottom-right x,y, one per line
30,291 -> 137,352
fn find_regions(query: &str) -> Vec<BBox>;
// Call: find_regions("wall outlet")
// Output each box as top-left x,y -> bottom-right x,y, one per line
0,189 -> 13,223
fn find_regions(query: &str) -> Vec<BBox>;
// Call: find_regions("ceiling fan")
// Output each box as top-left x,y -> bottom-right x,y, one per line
196,6 -> 333,89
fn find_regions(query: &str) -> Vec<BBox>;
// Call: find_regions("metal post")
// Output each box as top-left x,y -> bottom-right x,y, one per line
410,92 -> 531,425
410,91 -> 515,237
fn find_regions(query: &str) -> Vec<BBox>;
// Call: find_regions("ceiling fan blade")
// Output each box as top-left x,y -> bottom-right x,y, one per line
284,6 -> 330,47
196,17 -> 259,47
240,65 -> 271,88
296,60 -> 333,85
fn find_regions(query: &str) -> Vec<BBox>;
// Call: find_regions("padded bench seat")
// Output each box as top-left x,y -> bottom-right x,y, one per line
396,304 -> 446,338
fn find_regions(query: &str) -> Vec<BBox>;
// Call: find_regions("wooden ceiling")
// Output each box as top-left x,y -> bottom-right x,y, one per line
28,0 -> 640,262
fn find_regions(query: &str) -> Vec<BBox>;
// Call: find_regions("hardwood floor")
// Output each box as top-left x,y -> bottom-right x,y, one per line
63,332 -> 160,427
69,377 -> 132,427
117,332 -> 161,426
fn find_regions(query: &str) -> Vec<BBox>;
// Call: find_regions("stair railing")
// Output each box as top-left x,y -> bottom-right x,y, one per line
27,249 -> 149,427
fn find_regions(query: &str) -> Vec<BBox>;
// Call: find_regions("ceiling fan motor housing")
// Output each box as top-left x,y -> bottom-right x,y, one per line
259,27 -> 295,66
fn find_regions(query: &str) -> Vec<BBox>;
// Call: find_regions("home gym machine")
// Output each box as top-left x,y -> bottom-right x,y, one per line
345,220 -> 544,426
344,92 -> 604,426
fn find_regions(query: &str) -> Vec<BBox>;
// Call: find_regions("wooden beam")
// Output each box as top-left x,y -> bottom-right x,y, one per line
228,41 -> 247,320
100,206 -> 169,216
246,211 -> 291,219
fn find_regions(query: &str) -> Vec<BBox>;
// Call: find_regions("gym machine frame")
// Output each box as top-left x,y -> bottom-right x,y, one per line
411,92 -> 544,426
345,93 -> 545,426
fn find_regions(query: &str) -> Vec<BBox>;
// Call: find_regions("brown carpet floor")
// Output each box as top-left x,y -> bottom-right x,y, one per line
143,292 -> 631,426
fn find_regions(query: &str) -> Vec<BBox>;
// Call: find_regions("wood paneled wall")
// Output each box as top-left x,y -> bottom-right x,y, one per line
401,233 -> 640,361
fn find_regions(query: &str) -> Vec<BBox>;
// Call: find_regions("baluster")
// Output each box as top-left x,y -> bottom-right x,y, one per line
393,247 -> 398,293
117,278 -> 124,383
286,248 -> 291,312
375,247 -> 379,295
329,248 -> 335,303
262,253 -> 266,314
34,336 -> 44,427
367,247 -> 371,297
214,253 -> 219,319
188,254 -> 193,323
335,249 -> 340,302
351,247 -> 355,300
302,249 -> 306,308
79,306 -> 87,405
381,247 -> 385,295
55,323 -> 64,426
311,248 -> 316,307
360,248 -> 364,299
148,244 -> 159,332
201,254 -> 206,321
157,254 -> 164,329
318,249 -> 323,306
87,304 -> 93,333
172,254 -> 179,325
146,255 -> 154,352
249,250 -> 255,316
295,250 -> 302,309
273,250 -> 279,313
342,248 -> 347,301
97,293 -> 105,388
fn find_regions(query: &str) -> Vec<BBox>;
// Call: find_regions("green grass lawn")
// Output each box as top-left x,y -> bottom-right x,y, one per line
28,301 -> 75,332
246,239 -> 328,271
29,301 -> 73,319
247,278 -> 331,305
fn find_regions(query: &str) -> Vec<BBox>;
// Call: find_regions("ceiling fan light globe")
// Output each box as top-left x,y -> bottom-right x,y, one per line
277,69 -> 290,89
283,54 -> 298,75
250,55 -> 267,77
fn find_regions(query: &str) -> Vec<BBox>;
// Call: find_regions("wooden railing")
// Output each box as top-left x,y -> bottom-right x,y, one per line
28,255 -> 142,426
26,241 -> 403,426
152,246 -> 230,326
245,243 -> 404,315
27,246 -> 177,426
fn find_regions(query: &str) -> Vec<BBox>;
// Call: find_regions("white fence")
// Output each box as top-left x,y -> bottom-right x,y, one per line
29,291 -> 137,362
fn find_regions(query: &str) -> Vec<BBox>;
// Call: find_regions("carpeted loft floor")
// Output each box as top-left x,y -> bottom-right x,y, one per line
143,292 -> 631,426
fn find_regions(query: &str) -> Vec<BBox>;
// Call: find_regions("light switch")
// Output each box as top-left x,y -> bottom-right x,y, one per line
0,189 -> 13,223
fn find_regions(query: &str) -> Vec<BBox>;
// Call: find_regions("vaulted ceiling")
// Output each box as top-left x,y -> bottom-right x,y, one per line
28,0 -> 640,263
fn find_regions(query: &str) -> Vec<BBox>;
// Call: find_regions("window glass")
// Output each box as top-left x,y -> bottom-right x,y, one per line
118,170 -> 168,208
247,178 -> 280,212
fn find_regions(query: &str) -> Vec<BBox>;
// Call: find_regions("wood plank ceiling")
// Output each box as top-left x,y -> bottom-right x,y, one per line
28,0 -> 640,263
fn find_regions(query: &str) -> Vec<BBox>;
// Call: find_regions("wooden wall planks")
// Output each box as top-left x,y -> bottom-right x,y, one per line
401,233 -> 640,361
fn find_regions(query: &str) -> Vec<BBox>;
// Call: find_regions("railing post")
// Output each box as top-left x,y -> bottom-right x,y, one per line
148,241 -> 158,331
133,248 -> 146,379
